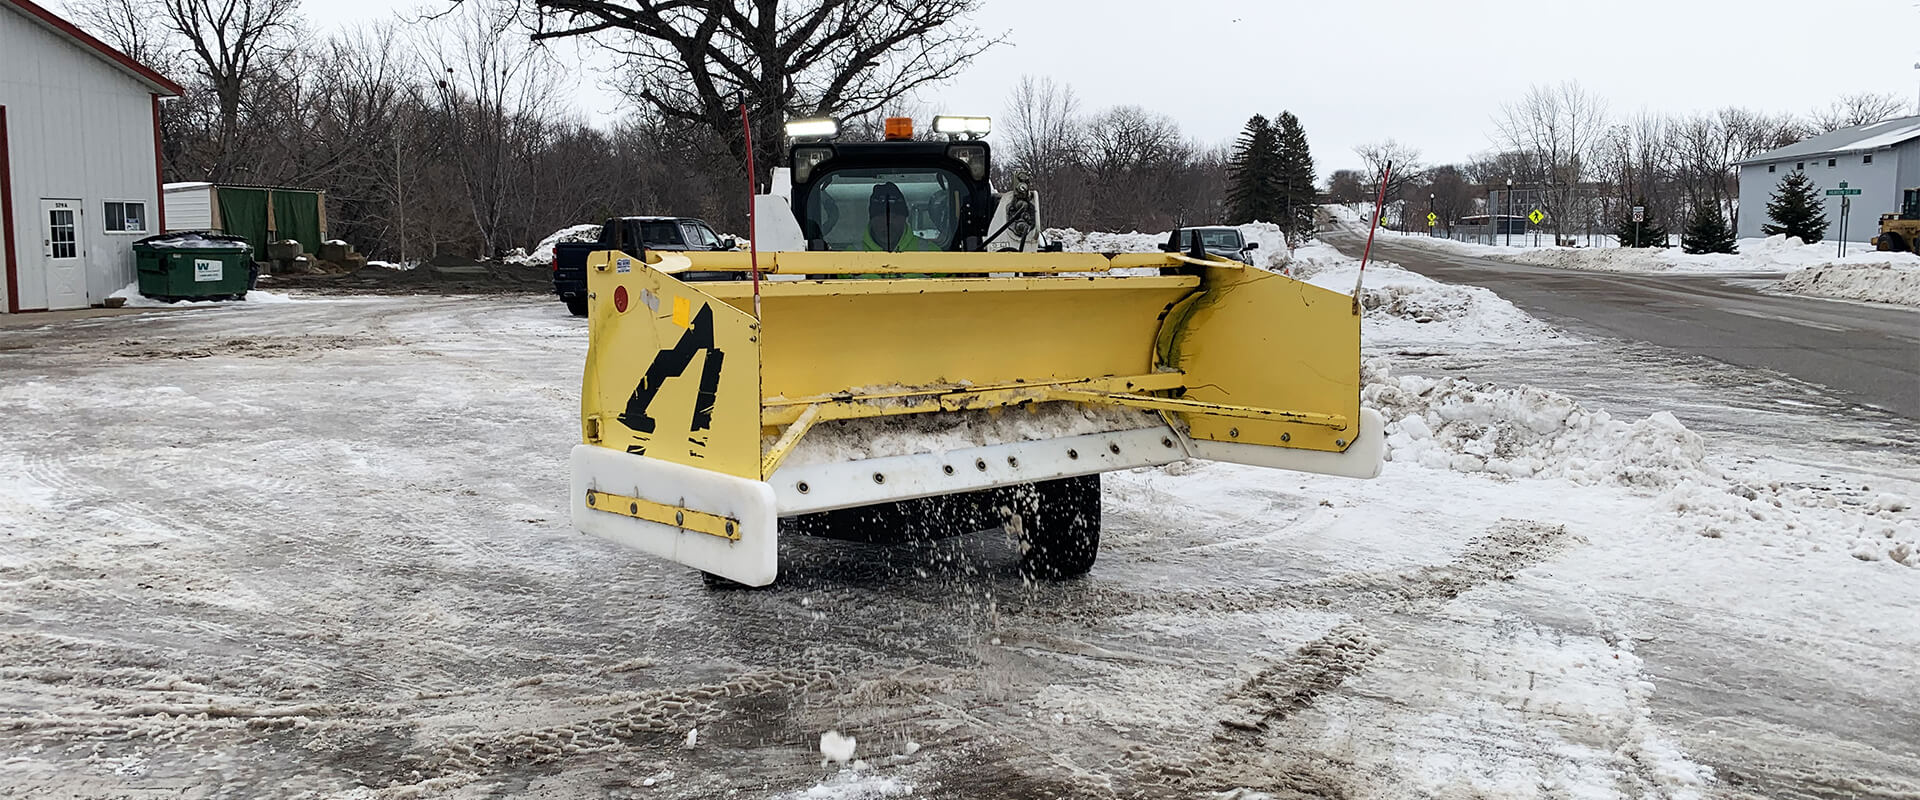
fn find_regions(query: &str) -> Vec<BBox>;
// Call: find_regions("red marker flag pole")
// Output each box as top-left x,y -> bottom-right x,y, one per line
739,103 -> 761,320
1354,161 -> 1392,315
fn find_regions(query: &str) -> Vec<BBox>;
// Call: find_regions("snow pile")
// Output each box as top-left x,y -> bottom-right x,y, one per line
1367,360 -> 1918,563
108,281 -> 297,307
1498,234 -> 1912,274
1366,360 -> 1713,488
781,403 -> 1160,467
1296,242 -> 1566,345
1775,261 -> 1920,307
1045,227 -> 1164,253
1373,224 -> 1920,276
505,223 -> 601,266
1045,222 -> 1293,271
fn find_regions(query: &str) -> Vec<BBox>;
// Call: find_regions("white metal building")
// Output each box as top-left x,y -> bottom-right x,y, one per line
0,0 -> 181,313
1734,115 -> 1920,242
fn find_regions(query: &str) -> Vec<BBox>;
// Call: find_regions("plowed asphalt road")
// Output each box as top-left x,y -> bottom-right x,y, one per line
1324,230 -> 1920,421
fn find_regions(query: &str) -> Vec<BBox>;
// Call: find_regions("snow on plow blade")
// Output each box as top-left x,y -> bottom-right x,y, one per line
570,249 -> 1382,585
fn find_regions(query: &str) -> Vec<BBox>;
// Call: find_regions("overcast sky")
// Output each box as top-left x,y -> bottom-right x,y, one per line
314,0 -> 1919,172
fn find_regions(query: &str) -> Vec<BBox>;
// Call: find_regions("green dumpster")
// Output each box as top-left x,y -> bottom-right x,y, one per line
134,231 -> 256,301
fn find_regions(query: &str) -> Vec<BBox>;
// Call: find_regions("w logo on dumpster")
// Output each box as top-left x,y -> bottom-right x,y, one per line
619,303 -> 725,458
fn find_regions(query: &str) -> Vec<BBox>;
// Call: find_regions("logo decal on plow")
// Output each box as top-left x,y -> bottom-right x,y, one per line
620,302 -> 724,457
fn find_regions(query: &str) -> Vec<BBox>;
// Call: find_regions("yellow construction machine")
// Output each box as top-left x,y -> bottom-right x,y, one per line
569,115 -> 1383,587
1873,188 -> 1920,252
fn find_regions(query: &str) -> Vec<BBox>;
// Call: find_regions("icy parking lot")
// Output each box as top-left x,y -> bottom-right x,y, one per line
1,259 -> 1917,798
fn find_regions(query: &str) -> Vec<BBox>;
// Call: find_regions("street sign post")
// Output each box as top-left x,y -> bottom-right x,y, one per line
1825,182 -> 1858,257
1632,205 -> 1645,222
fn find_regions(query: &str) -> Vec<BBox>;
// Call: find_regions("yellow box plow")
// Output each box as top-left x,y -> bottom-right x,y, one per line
570,249 -> 1383,586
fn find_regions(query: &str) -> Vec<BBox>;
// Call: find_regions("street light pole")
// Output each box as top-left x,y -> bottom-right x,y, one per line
1429,193 -> 1435,237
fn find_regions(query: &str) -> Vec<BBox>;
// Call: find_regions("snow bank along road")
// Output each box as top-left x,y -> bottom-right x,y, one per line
0,271 -> 1916,798
1324,229 -> 1920,421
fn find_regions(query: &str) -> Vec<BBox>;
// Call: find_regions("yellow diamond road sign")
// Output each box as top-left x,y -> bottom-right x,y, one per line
1426,212 -> 1437,226
1527,209 -> 1545,225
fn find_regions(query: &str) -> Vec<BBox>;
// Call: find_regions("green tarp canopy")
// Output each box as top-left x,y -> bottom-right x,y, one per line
215,187 -> 323,254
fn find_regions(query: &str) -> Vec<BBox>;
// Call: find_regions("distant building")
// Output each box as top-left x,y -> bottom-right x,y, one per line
1,0 -> 181,313
1734,116 -> 1920,242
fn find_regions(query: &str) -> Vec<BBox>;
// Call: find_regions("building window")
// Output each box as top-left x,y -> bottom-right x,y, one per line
1865,154 -> 1873,164
1796,162 -> 1804,171
104,201 -> 147,233
1768,164 -> 1776,173
1828,158 -> 1836,167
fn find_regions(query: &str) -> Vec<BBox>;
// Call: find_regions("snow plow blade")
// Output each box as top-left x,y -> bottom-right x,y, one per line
571,249 -> 1381,586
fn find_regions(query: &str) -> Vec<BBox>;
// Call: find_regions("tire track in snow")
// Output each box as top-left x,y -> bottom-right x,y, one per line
1122,519 -> 1573,797
410,667 -> 840,782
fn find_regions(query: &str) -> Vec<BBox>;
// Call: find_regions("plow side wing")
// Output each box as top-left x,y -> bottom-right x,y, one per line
1156,264 -> 1380,478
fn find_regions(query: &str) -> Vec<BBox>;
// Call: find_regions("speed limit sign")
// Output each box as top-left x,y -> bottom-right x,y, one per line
1632,205 -> 1645,222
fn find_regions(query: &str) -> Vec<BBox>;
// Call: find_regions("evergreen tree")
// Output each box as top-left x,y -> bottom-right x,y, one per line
1273,111 -> 1317,245
1761,170 -> 1829,244
1612,197 -> 1670,248
1226,115 -> 1282,225
1680,203 -> 1738,254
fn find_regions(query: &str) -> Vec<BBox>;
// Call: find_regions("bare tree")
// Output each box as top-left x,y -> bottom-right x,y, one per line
1811,91 -> 1912,133
162,0 -> 302,181
1326,169 -> 1367,205
421,0 -> 566,257
1353,139 -> 1423,217
62,0 -> 188,74
1002,75 -> 1085,223
1494,81 -> 1608,240
1079,105 -> 1194,230
525,0 -> 1002,185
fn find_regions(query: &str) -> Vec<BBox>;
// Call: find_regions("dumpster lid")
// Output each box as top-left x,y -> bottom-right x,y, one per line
136,231 -> 252,251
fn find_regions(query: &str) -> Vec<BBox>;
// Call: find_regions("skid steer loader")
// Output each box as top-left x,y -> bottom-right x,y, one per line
570,115 -> 1384,587
1873,188 -> 1920,252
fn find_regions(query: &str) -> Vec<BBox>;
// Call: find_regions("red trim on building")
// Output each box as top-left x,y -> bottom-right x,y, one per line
0,105 -> 19,314
152,95 -> 166,232
2,0 -> 183,96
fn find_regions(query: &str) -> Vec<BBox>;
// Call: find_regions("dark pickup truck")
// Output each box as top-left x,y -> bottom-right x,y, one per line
553,216 -> 737,316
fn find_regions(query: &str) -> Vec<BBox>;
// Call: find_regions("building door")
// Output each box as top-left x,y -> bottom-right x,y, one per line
40,199 -> 86,310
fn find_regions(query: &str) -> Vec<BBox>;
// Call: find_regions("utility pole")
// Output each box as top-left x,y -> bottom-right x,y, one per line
1505,178 -> 1514,247
394,133 -> 406,264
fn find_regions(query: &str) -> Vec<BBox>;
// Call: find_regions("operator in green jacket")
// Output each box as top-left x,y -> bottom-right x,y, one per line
860,182 -> 936,253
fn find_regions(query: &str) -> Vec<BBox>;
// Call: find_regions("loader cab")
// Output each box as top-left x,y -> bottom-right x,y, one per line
786,119 -> 998,252
1901,188 -> 1920,221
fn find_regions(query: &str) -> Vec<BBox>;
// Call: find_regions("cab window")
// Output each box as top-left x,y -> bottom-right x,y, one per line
803,166 -> 964,251
1179,229 -> 1244,250
636,220 -> 680,246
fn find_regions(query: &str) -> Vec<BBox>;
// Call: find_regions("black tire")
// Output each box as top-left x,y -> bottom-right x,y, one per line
783,489 -> 1000,543
700,570 -> 760,590
564,296 -> 588,317
1880,231 -> 1910,254
1013,474 -> 1101,580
